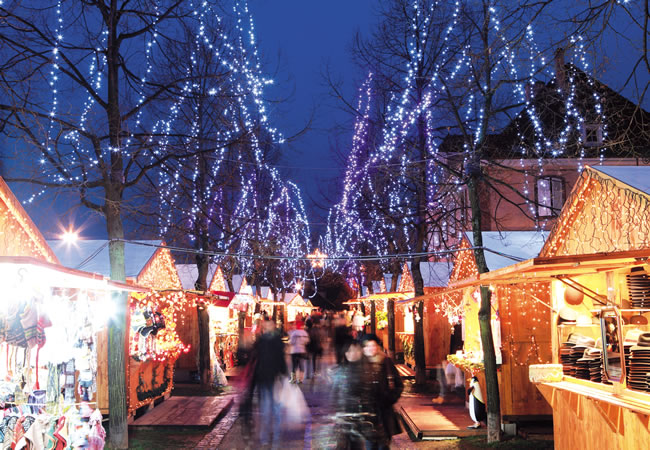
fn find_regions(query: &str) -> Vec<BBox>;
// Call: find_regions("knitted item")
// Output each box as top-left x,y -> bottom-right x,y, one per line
6,303 -> 27,348
20,302 -> 38,348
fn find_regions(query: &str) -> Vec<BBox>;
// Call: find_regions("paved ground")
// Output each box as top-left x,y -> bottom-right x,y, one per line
114,345 -> 553,449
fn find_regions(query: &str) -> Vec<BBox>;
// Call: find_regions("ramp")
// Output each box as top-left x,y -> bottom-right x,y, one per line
130,395 -> 233,428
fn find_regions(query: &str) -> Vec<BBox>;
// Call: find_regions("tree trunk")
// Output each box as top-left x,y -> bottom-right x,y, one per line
106,203 -> 128,449
411,258 -> 426,385
370,301 -> 376,335
390,267 -> 399,292
387,299 -> 396,359
195,237 -> 211,390
238,310 -> 246,338
468,174 -> 501,442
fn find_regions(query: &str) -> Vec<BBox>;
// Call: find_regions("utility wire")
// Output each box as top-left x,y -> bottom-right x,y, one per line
110,239 -> 526,263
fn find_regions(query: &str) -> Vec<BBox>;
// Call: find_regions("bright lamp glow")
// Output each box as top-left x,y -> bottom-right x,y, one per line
61,230 -> 79,244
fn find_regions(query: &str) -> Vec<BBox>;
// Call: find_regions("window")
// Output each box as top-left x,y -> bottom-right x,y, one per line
582,124 -> 603,147
536,176 -> 565,217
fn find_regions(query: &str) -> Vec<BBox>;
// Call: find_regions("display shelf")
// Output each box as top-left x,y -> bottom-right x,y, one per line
540,378 -> 650,416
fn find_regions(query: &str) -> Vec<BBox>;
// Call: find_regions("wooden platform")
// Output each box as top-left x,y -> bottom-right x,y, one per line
399,397 -> 486,440
130,395 -> 233,428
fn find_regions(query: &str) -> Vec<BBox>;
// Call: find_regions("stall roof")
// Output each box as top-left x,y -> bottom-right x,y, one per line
47,240 -> 160,278
593,166 -> 650,195
231,274 -> 244,292
0,256 -> 144,292
380,261 -> 454,292
175,263 -> 219,290
465,231 -> 547,271
362,292 -> 412,301
416,261 -> 453,287
360,281 -> 385,297
449,248 -> 650,290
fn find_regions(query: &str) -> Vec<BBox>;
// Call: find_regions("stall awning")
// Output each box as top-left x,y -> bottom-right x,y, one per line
0,256 -> 145,292
184,290 -> 235,307
448,248 -> 650,290
359,292 -> 413,301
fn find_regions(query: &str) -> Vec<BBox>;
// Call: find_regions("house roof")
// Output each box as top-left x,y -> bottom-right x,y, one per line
47,240 -> 160,278
464,231 -> 547,272
175,263 -> 219,290
440,64 -> 650,160
591,166 -> 650,196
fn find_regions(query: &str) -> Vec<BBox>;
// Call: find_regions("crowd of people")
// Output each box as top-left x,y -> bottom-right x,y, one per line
236,310 -> 404,449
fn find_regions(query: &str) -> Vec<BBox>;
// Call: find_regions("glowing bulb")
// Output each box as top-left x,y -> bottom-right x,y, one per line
61,230 -> 79,244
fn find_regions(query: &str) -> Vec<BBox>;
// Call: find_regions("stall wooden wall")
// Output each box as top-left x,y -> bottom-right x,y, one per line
538,384 -> 650,450
497,282 -> 553,418
424,298 -> 451,368
175,303 -> 199,372
128,358 -> 174,413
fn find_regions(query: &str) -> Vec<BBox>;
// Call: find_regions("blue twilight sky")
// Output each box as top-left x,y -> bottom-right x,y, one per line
5,1 -> 649,240
249,0 -> 376,230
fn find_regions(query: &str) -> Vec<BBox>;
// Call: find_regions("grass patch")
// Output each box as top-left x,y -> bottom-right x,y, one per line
458,435 -> 554,449
106,428 -> 207,449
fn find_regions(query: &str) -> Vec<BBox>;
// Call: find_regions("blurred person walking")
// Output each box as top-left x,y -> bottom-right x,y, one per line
305,319 -> 323,379
361,334 -> 404,449
331,339 -> 376,449
253,319 -> 287,447
288,320 -> 310,383
333,315 -> 351,365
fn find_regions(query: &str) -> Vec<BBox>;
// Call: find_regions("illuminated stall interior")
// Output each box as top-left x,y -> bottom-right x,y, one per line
528,166 -> 650,449
49,239 -> 189,417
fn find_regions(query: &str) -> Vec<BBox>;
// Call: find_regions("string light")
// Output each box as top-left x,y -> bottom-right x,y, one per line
324,0 -> 604,277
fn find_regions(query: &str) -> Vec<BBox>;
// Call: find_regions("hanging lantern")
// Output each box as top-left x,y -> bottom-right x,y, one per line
564,285 -> 584,306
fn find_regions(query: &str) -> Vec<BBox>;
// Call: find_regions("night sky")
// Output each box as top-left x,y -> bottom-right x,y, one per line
250,0 -> 376,230
4,1 -> 648,240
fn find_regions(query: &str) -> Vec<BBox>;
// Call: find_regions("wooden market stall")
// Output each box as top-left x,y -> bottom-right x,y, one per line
50,239 -> 190,417
443,231 -> 553,422
174,264 -> 239,381
523,165 -> 650,448
393,262 -> 454,370
0,177 -> 136,447
285,292 -> 315,323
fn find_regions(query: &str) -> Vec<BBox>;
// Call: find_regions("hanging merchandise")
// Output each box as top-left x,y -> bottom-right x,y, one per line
0,267 -> 113,450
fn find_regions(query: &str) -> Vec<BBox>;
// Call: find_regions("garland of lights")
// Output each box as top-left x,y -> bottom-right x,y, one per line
324,0 -> 605,278
542,168 -> 650,257
153,0 -> 316,297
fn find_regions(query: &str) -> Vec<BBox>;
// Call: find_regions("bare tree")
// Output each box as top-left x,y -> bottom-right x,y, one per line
0,2 -> 213,447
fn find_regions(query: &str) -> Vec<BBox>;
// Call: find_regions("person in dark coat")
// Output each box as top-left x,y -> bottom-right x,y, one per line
334,315 -> 351,364
331,339 -> 379,449
253,319 -> 287,446
361,334 -> 404,449
306,320 -> 323,379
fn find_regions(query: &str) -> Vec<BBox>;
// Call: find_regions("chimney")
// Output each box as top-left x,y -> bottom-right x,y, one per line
554,47 -> 566,94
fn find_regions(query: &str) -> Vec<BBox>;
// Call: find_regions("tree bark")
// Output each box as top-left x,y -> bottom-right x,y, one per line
238,310 -> 246,338
468,174 -> 501,442
370,301 -> 376,335
106,202 -> 128,449
387,299 -> 396,359
411,258 -> 426,385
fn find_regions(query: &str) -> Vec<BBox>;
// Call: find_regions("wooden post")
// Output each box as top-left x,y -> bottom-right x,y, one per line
370,301 -> 376,335
387,299 -> 396,359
